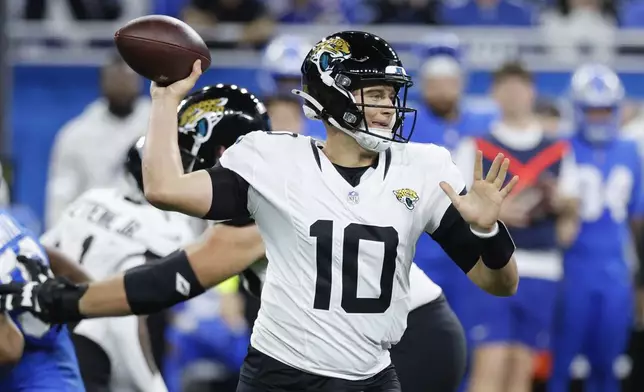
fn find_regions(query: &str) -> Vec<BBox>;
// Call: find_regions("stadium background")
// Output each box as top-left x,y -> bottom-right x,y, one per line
3,0 -> 644,391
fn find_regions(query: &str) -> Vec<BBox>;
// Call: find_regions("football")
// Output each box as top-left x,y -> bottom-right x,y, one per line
114,15 -> 211,86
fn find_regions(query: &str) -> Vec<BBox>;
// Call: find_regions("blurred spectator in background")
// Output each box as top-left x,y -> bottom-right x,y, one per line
541,0 -> 617,64
535,99 -> 563,137
264,0 -> 374,23
164,281 -> 249,392
457,62 -> 579,392
45,55 -> 148,229
372,0 -> 439,24
410,35 -> 496,148
257,35 -> 326,138
407,35 -> 497,391
440,0 -> 537,26
182,0 -> 275,47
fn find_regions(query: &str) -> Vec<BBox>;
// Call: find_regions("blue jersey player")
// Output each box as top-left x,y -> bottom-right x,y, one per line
257,35 -> 326,139
454,62 -> 580,392
0,211 -> 84,391
409,36 -> 498,356
549,65 -> 643,392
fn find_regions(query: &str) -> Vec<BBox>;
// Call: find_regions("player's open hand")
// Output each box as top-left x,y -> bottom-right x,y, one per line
440,151 -> 519,232
150,59 -> 202,102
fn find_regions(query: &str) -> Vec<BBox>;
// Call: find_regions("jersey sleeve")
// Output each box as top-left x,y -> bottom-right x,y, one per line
217,131 -> 265,217
557,148 -> 580,199
451,138 -> 476,189
424,146 -> 467,234
219,132 -> 261,191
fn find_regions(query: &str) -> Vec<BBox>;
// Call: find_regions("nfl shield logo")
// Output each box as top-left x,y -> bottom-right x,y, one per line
347,190 -> 360,205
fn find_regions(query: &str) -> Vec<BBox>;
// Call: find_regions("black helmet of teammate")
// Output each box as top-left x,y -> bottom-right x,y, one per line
295,31 -> 417,147
178,84 -> 271,172
124,136 -> 145,192
124,84 -> 270,192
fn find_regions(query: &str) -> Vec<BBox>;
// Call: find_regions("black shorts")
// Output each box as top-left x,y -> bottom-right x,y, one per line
390,295 -> 467,392
71,333 -> 111,392
237,346 -> 401,392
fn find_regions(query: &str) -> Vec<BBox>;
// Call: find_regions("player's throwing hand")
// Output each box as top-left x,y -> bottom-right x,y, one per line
440,151 -> 519,231
149,59 -> 203,101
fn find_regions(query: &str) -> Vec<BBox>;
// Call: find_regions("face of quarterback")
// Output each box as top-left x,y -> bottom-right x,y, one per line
352,85 -> 396,131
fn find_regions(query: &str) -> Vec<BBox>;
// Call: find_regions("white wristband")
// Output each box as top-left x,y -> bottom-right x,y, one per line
470,222 -> 500,238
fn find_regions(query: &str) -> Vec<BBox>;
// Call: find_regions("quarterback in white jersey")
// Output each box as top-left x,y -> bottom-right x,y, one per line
137,31 -> 517,390
40,140 -> 197,392
0,32 -> 518,392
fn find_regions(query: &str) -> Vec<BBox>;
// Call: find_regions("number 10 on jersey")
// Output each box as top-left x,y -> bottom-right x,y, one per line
309,220 -> 399,314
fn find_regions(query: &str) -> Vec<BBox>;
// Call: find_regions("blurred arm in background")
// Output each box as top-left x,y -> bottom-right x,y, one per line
0,313 -> 23,365
553,150 -> 581,248
45,121 -> 86,229
45,246 -> 92,284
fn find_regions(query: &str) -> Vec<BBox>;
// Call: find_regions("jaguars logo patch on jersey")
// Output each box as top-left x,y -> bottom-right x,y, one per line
393,188 -> 419,210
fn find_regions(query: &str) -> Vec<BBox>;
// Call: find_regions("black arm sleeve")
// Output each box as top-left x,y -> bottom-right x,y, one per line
204,166 -> 251,221
123,250 -> 206,315
429,188 -> 515,272
429,203 -> 482,274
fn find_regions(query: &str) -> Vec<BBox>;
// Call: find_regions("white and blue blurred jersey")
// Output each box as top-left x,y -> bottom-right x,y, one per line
0,210 -> 84,391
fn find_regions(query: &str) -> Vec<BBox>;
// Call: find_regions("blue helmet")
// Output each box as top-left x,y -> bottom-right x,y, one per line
258,35 -> 312,96
570,64 -> 624,143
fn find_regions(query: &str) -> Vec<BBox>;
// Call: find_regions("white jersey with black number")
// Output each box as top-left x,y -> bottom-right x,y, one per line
219,131 -> 465,380
40,187 -> 198,392
242,259 -> 442,312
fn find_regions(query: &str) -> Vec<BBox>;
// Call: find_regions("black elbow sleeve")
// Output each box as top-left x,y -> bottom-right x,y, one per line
204,166 -> 251,221
123,250 -> 205,315
430,205 -> 481,274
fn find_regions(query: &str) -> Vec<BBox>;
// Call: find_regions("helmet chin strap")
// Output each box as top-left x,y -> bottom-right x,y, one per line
292,89 -> 393,153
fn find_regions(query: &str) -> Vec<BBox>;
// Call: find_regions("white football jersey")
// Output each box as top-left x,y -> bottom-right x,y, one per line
242,260 -> 442,312
40,187 -> 197,280
219,131 -> 465,380
40,187 -> 198,392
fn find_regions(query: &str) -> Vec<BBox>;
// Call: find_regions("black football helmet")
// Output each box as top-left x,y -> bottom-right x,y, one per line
124,136 -> 145,192
124,84 -> 270,193
177,84 -> 271,172
294,31 -> 417,152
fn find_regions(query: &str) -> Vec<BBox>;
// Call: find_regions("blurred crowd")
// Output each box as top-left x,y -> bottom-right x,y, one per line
9,0 -> 644,48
